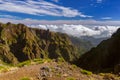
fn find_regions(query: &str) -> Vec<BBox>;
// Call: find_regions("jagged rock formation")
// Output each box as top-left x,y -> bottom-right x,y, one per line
0,22 -> 78,64
78,28 -> 120,73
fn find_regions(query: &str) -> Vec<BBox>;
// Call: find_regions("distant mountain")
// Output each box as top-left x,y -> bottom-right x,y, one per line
69,36 -> 93,55
0,22 -> 79,64
77,28 -> 120,73
29,24 -> 119,46
80,36 -> 109,46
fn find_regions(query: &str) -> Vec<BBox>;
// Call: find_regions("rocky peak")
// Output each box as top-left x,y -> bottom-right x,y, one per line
0,22 -> 78,65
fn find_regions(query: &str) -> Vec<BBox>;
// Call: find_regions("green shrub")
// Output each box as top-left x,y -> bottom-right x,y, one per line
17,59 -> 52,67
0,66 -> 4,70
0,65 -> 10,72
56,73 -> 62,77
33,59 -> 44,64
45,58 -> 52,63
99,73 -> 105,76
81,69 -> 92,75
58,57 -> 65,62
17,60 -> 31,67
66,77 -> 76,80
72,64 -> 77,68
20,77 -> 31,80
33,58 -> 42,62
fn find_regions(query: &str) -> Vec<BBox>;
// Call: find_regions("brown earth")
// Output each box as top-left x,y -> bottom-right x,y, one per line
0,61 -> 119,80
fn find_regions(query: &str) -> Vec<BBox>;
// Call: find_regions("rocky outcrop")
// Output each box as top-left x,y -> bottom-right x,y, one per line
0,22 -> 78,64
78,28 -> 120,73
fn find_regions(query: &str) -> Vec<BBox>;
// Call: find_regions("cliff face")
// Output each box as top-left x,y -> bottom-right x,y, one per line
0,22 -> 78,64
78,28 -> 120,73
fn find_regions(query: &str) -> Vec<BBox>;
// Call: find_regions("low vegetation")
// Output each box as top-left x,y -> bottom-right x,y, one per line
81,69 -> 92,75
0,63 -> 13,73
17,59 -> 52,67
20,77 -> 31,80
17,60 -> 31,67
0,65 -> 8,72
66,77 -> 76,80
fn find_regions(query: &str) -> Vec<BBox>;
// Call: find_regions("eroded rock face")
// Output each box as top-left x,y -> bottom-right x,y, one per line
0,22 -> 78,64
78,28 -> 120,73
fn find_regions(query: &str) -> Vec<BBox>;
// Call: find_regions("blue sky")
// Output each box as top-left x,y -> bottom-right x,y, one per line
0,0 -> 120,25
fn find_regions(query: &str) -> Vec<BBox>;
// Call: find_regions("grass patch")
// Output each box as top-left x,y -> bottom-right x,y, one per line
20,77 -> 31,80
0,65 -> 9,72
0,66 -> 4,70
33,59 -> 44,64
99,73 -> 105,76
58,57 -> 65,62
33,58 -> 52,64
56,73 -> 62,77
72,64 -> 77,68
45,58 -> 52,63
66,77 -> 76,80
81,69 -> 92,75
17,59 -> 52,67
17,60 -> 31,67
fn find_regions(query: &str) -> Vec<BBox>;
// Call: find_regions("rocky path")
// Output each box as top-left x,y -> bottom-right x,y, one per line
0,62 -> 119,80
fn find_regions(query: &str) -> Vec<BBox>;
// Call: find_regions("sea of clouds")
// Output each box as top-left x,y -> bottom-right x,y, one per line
29,24 -> 120,38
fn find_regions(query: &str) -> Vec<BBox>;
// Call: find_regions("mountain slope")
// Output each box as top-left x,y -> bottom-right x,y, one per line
30,24 -> 119,46
0,22 -> 78,64
78,28 -> 120,73
69,36 -> 93,55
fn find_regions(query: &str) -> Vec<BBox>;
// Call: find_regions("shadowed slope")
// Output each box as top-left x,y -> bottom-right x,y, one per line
78,28 -> 120,73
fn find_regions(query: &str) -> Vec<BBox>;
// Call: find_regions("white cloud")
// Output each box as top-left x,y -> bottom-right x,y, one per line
97,0 -> 102,3
101,17 -> 112,20
29,24 -> 120,38
0,0 -> 91,18
0,14 -> 21,19
52,0 -> 59,3
0,17 -> 120,38
1,18 -> 120,26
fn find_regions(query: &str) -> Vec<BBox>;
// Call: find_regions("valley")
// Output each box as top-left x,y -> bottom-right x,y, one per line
0,22 -> 120,80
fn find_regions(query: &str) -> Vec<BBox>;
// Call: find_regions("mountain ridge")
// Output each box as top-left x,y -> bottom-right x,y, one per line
0,22 -> 78,64
78,28 -> 120,73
